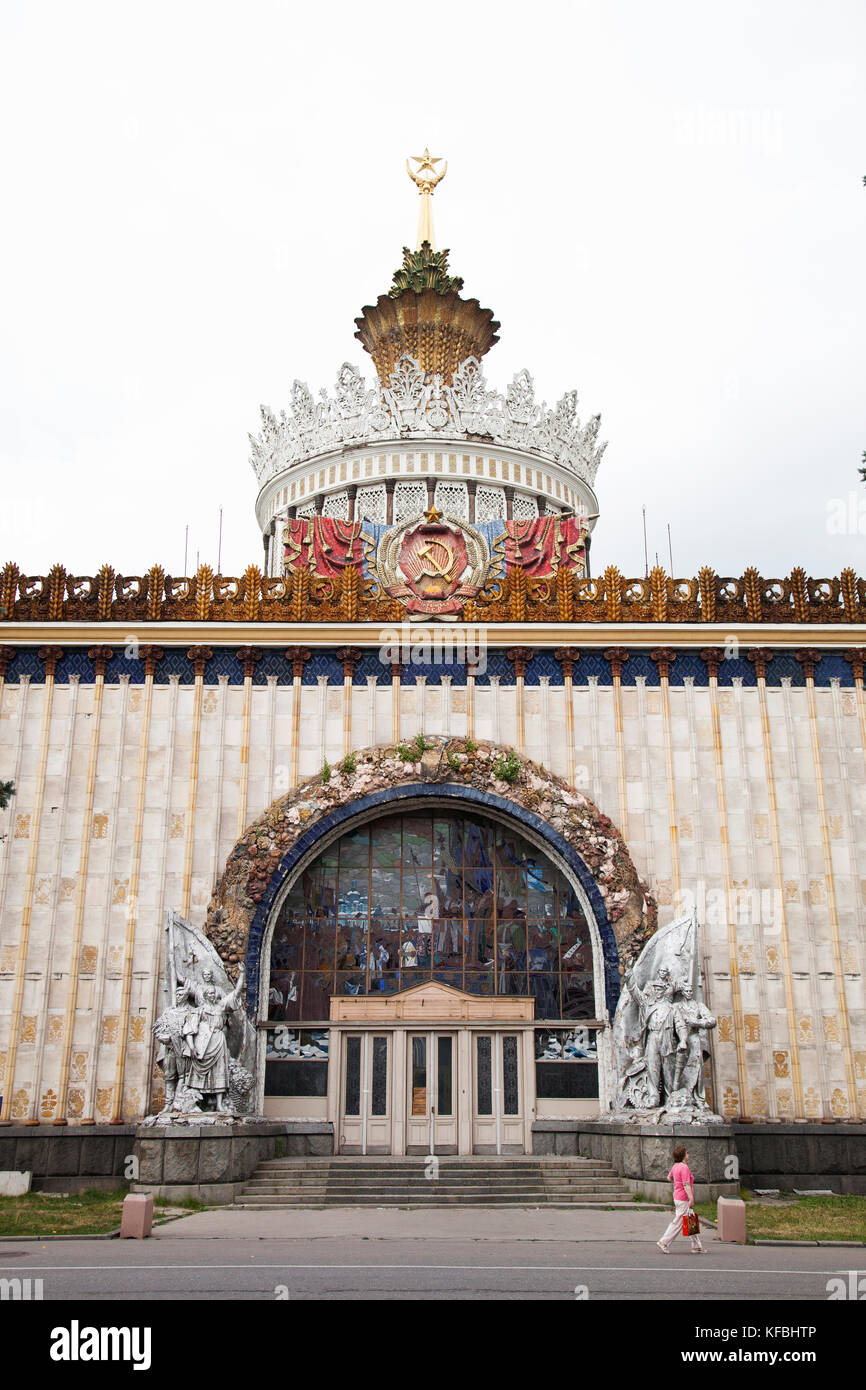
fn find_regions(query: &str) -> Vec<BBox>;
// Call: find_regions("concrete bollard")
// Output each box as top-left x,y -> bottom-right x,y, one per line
120,1192 -> 154,1239
716,1195 -> 746,1244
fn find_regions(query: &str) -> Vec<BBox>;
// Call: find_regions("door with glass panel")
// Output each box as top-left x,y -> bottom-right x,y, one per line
405,1032 -> 458,1153
472,1032 -> 524,1153
339,1033 -> 391,1154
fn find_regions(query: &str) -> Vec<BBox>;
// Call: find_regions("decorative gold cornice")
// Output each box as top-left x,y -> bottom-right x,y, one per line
4,562 -> 862,628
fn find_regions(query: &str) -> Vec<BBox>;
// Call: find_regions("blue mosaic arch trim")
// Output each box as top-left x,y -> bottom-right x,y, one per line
1,645 -> 858,688
242,782 -> 622,1023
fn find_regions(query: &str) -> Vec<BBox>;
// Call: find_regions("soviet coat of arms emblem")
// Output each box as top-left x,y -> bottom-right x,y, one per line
373,507 -> 492,619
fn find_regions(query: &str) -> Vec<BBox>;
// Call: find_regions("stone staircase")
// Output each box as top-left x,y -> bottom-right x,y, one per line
234,1155 -> 643,1208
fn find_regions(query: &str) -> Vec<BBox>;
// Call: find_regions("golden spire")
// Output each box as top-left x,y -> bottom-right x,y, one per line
354,151 -> 499,384
407,148 -> 447,249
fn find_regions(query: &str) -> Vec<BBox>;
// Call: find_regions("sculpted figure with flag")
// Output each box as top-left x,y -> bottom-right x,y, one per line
147,911 -> 259,1124
606,909 -> 722,1125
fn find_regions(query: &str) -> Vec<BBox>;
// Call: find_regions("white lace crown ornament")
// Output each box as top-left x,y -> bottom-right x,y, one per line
249,355 -> 607,490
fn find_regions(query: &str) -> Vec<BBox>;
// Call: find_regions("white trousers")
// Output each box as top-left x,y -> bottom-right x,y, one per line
660,1197 -> 704,1250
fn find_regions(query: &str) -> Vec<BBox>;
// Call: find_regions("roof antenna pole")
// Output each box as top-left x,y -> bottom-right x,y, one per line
642,505 -> 649,579
217,507 -> 223,576
667,522 -> 674,576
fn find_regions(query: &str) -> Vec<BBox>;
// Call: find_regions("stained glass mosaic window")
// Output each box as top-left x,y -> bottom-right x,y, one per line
266,810 -> 597,1022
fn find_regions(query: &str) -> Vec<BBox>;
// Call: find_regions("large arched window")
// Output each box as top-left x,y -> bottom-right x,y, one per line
266,809 -> 598,1024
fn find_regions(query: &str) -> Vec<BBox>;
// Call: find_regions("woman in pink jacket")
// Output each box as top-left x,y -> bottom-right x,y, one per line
657,1145 -> 706,1254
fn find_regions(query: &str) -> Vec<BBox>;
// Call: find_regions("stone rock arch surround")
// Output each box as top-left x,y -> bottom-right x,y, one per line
202,738 -> 658,1023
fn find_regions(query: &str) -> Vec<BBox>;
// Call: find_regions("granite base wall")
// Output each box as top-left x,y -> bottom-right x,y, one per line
0,1125 -> 137,1192
5,1119 -> 862,1200
131,1120 -> 334,1203
731,1123 -> 866,1195
532,1121 -> 738,1200
532,1120 -> 866,1197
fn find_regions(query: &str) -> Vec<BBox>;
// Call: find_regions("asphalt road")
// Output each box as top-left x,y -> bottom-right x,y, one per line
0,1207 -> 860,1300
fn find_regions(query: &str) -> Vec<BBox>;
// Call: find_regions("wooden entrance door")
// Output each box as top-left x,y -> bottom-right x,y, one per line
471,1031 -> 525,1153
338,1032 -> 392,1154
405,1031 -> 458,1154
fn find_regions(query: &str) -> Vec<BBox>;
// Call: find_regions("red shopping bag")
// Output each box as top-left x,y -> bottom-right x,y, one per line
682,1210 -> 700,1237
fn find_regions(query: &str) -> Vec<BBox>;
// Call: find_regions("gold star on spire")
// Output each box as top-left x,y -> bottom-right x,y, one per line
411,148 -> 443,176
406,148 -> 448,249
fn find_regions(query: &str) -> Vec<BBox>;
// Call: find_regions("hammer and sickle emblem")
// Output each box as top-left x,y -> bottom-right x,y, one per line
416,540 -> 454,579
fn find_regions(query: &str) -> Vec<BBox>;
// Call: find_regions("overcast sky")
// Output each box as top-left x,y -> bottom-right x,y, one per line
1,1 -> 863,584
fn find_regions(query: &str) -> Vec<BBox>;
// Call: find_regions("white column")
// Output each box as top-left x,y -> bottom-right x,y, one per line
266,675 -> 278,804
489,675 -> 500,744
0,675 -> 31,931
146,675 -> 181,1112
415,675 -> 426,739
317,675 -> 328,767
539,676 -> 550,768
634,676 -> 656,887
198,677 -> 230,914
587,675 -> 602,807
27,677 -> 80,1120
82,674 -> 131,1123
366,674 -> 378,749
441,675 -> 451,738
779,675 -> 834,1117
731,675 -> 775,1115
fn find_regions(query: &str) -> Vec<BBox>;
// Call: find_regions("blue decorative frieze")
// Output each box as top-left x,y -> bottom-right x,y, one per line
0,645 -> 858,688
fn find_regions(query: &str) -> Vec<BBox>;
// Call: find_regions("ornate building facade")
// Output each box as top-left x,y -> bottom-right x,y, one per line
0,162 -> 864,1151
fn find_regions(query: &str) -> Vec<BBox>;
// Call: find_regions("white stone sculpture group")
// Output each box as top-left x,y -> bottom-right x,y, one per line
609,911 -> 723,1125
149,912 -> 258,1125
